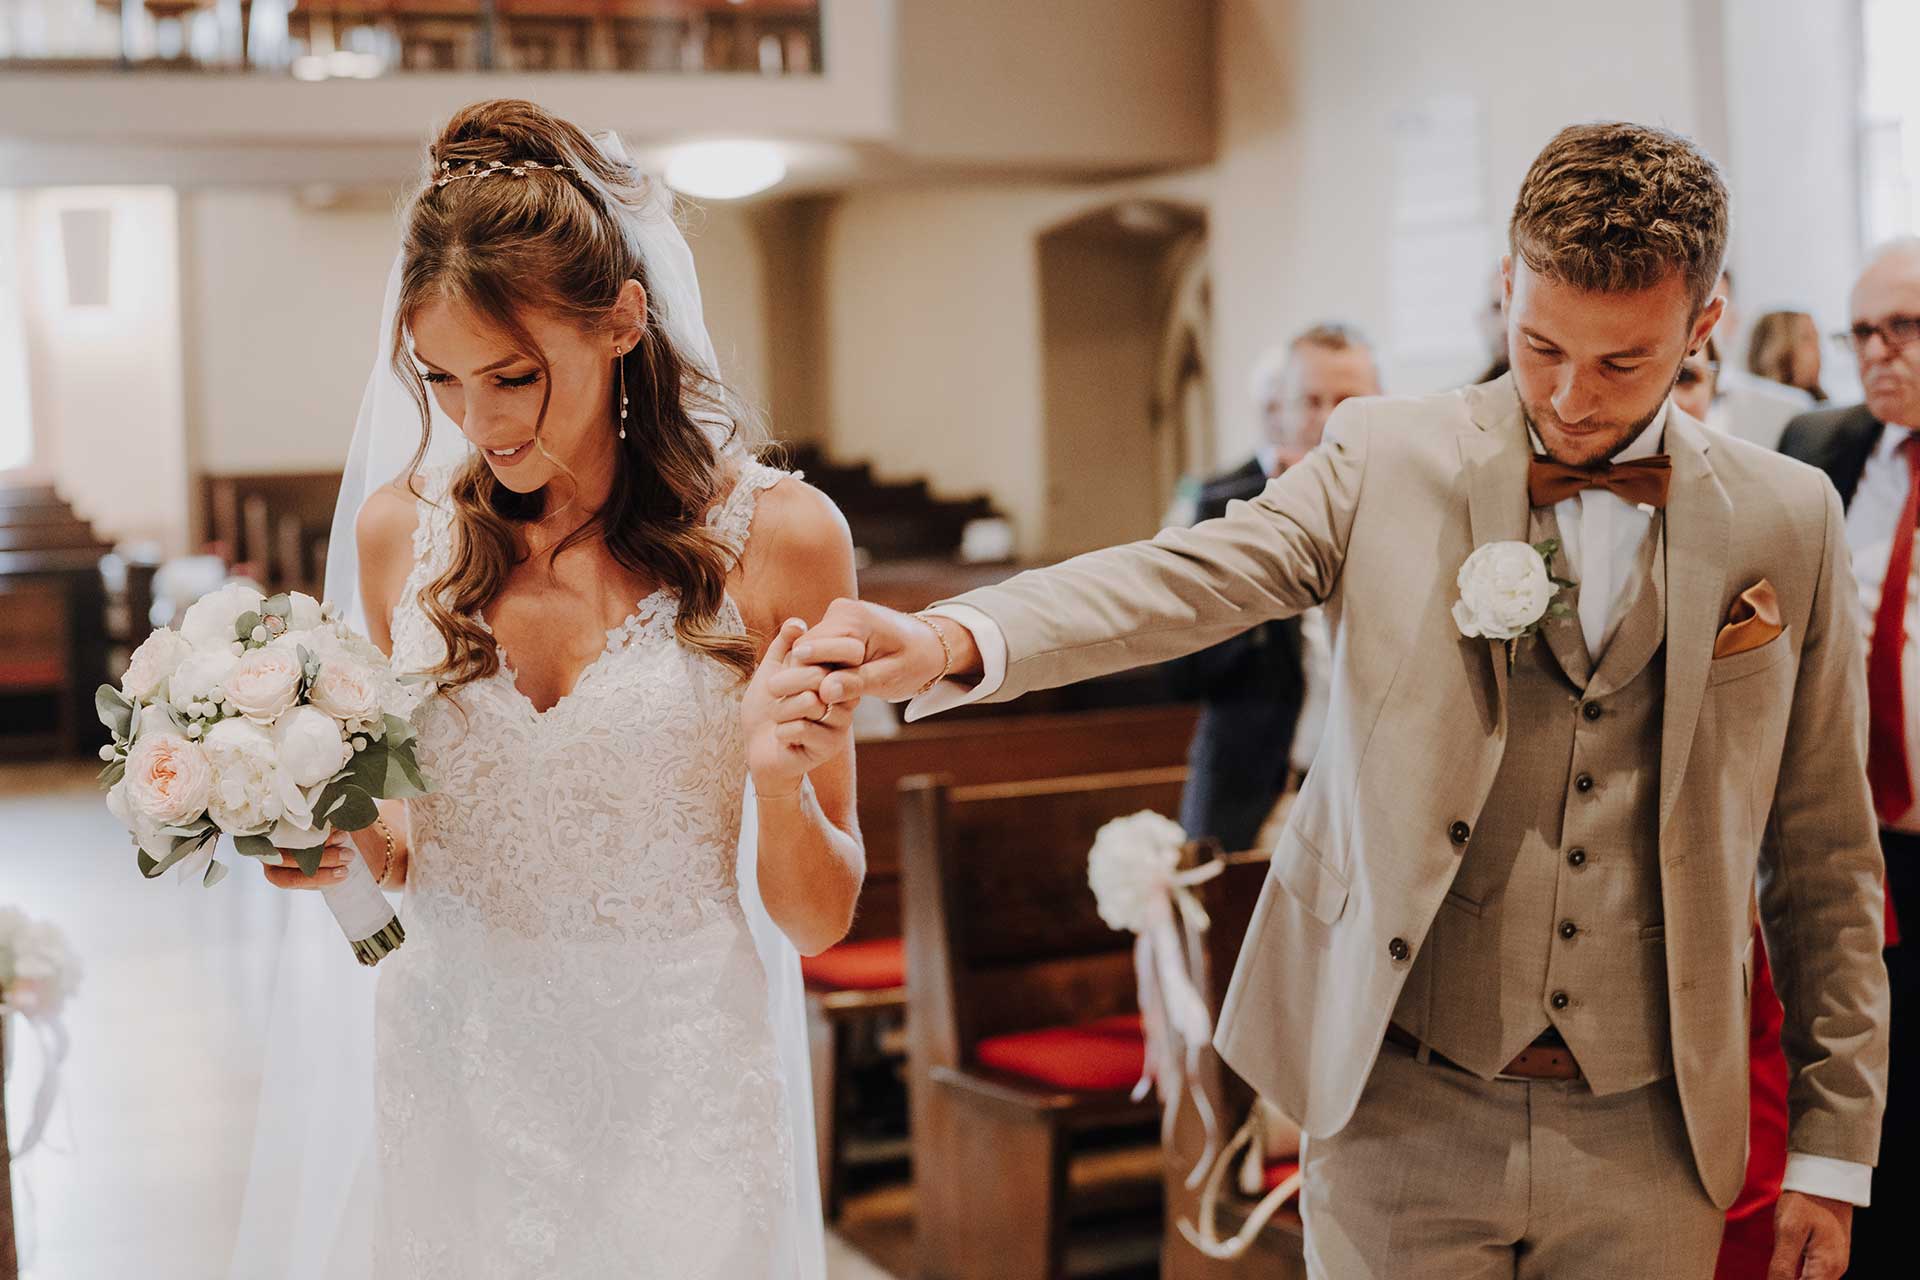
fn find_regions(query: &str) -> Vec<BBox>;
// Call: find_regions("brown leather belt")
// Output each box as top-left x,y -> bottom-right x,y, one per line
1386,1023 -> 1583,1082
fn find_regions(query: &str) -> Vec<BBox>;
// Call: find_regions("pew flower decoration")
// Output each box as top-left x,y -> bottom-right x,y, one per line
1452,537 -> 1576,671
1086,811 -> 1223,1186
0,905 -> 80,1159
94,587 -> 431,966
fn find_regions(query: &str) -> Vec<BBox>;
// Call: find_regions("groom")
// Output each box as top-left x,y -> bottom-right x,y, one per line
789,123 -> 1888,1278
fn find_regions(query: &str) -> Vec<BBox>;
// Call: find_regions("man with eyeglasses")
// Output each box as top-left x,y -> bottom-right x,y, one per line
1780,236 -> 1920,1273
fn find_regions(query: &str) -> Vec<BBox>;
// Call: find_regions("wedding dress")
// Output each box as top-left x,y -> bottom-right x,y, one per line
366,456 -> 807,1277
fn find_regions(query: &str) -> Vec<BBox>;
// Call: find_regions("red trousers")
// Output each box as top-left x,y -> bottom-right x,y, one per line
1715,927 -> 1790,1280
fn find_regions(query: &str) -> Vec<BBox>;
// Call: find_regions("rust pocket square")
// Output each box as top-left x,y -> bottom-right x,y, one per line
1713,579 -> 1783,659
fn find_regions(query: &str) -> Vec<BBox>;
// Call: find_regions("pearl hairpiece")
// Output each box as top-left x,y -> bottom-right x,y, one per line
434,158 -> 577,188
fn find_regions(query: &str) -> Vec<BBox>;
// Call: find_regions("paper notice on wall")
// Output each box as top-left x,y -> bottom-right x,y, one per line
1388,93 -> 1496,377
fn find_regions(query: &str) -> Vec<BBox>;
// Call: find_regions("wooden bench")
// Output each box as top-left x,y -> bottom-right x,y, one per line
0,486 -> 112,757
807,705 -> 1199,1219
1162,849 -> 1307,1280
900,765 -> 1188,1280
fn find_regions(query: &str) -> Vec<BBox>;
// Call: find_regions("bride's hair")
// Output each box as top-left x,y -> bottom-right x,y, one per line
393,98 -> 759,690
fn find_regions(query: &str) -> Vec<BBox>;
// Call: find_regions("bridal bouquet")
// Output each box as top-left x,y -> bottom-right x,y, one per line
94,584 -> 429,965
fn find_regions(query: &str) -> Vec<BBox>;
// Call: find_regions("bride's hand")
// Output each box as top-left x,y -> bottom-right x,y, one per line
259,828 -> 357,890
744,617 -> 856,796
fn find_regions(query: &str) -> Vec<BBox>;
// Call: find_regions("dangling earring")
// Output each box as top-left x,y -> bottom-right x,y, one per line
618,346 -> 629,441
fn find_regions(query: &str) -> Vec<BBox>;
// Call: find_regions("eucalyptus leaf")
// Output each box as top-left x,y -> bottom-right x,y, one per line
233,833 -> 278,861
137,849 -> 158,877
203,859 -> 229,888
235,611 -> 262,642
330,785 -> 379,832
381,713 -> 415,747
96,684 -> 133,739
98,759 -> 126,788
294,845 -> 324,878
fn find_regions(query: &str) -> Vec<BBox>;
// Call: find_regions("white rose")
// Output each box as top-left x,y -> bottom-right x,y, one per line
201,718 -> 286,835
1452,541 -> 1554,641
286,592 -> 325,631
121,628 -> 192,701
1086,810 -> 1190,933
106,777 -> 176,860
124,732 -> 214,827
308,658 -> 383,731
179,582 -> 266,652
273,705 -> 350,788
225,647 -> 303,723
169,647 -> 238,711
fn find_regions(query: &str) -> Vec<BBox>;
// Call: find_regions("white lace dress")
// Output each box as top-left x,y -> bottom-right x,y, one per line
373,460 -> 808,1278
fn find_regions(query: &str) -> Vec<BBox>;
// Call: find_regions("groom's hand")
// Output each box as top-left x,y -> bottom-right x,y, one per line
1768,1191 -> 1852,1280
794,599 -> 980,704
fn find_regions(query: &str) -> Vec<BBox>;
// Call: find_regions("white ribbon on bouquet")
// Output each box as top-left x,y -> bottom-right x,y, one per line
1086,812 -> 1224,1188
1,1001 -> 67,1161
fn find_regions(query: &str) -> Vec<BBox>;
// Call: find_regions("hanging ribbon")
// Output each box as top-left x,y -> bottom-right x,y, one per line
2,1000 -> 69,1160
1176,1102 -> 1304,1259
1125,855 -> 1225,1190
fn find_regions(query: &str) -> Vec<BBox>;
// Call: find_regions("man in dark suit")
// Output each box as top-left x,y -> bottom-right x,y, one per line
1164,323 -> 1379,851
1778,237 -> 1920,1270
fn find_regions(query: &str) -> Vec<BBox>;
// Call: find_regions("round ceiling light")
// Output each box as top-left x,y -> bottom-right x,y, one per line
664,141 -> 788,200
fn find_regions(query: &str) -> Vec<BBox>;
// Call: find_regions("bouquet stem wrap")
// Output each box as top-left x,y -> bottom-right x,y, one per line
321,852 -> 405,966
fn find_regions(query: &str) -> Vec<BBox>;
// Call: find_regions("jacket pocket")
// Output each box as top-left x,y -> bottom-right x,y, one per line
1706,627 -> 1792,688
1269,824 -> 1350,925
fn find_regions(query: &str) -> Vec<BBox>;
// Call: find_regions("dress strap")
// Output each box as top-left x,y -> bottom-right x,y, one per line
707,460 -> 797,560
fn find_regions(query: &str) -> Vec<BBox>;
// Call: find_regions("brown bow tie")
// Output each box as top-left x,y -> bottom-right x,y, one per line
1527,455 -> 1673,509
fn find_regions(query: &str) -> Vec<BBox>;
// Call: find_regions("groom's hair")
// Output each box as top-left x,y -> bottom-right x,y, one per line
1509,122 -> 1729,314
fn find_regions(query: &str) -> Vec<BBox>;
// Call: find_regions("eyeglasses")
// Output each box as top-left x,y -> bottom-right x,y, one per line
1832,315 -> 1920,355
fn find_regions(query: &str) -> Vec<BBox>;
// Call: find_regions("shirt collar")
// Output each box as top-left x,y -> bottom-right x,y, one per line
1872,422 -> 1918,463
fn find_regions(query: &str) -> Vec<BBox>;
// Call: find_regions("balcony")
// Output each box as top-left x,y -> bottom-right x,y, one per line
0,0 -> 822,78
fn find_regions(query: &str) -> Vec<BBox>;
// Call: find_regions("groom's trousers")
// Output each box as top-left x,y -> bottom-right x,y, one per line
1298,1035 -> 1724,1280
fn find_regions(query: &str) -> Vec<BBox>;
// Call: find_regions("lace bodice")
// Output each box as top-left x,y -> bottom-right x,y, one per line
372,458 -> 807,1279
389,459 -> 789,947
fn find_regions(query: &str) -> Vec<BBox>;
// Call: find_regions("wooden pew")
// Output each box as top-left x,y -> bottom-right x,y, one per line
0,486 -> 111,757
1162,850 -> 1306,1280
900,765 -> 1187,1280
807,705 -> 1198,1220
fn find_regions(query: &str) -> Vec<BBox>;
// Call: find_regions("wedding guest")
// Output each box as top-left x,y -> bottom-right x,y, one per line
1164,324 -> 1380,852
1778,236 -> 1920,1273
797,122 -> 1887,1280
1709,267 -> 1812,450
1749,309 -> 1828,402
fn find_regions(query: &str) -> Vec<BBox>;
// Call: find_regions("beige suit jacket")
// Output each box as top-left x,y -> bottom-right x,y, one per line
940,375 -> 1889,1205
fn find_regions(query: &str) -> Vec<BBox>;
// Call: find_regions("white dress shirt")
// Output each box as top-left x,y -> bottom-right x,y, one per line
1846,421 -> 1920,837
907,400 -> 1871,1204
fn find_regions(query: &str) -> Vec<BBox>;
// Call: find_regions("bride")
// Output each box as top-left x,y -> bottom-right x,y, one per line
243,99 -> 864,1278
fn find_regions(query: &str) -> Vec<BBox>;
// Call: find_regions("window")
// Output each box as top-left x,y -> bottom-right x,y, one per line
1861,0 -> 1919,244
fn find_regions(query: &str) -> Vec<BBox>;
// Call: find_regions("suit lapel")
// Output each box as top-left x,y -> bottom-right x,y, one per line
1458,376 -> 1535,717
1658,411 -> 1732,831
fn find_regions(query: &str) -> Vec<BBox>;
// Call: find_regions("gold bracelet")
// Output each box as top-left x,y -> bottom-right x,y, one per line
369,819 -> 400,888
911,613 -> 954,696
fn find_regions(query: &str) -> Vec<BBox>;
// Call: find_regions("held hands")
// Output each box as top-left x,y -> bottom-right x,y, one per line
744,618 -> 862,797
790,599 -> 967,704
1767,1191 -> 1852,1280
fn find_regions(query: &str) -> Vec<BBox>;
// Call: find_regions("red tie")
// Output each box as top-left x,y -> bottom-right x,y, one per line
1866,437 -> 1918,945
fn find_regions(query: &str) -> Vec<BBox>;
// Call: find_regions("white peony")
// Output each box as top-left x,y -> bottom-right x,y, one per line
1087,810 -> 1191,933
124,732 -> 213,827
286,592 -> 325,631
307,657 -> 382,732
105,778 -> 176,861
121,628 -> 192,701
201,718 -> 287,835
224,646 -> 303,723
169,647 -> 238,712
1452,541 -> 1555,641
179,582 -> 265,652
273,705 -> 350,788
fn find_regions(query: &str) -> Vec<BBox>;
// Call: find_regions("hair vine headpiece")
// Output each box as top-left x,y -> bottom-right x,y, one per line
434,157 -> 577,189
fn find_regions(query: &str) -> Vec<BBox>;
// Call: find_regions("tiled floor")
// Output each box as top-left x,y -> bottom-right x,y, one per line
1,761 -> 891,1280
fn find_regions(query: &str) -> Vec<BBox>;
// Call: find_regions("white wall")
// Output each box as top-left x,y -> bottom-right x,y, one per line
17,186 -> 191,551
178,188 -> 772,475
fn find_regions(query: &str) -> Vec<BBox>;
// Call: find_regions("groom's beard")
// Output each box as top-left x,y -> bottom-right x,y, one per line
1524,367 -> 1680,467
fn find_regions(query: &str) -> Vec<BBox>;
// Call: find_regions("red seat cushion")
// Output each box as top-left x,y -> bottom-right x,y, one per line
1262,1158 -> 1301,1193
973,1013 -> 1146,1092
801,937 -> 905,991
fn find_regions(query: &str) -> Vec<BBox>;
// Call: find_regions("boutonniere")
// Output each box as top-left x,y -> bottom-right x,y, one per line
1452,538 -> 1577,671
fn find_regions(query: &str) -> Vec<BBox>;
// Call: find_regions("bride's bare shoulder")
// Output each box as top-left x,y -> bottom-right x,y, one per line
356,475 -> 421,572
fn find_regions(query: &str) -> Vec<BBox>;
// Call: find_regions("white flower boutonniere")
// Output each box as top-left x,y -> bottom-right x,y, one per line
1452,538 -> 1576,671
